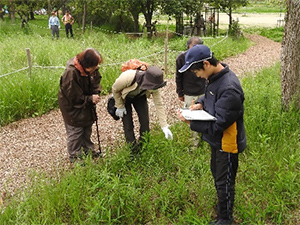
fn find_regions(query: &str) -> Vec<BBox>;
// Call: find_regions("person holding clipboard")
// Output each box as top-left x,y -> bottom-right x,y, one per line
177,44 -> 246,225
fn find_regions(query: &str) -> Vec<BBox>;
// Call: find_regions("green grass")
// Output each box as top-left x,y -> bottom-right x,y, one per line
244,26 -> 284,42
1,63 -> 299,224
234,1 -> 286,13
0,16 -> 252,126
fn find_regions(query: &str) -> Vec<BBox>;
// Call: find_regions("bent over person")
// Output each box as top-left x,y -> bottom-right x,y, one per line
58,48 -> 103,162
112,66 -> 173,155
177,45 -> 246,225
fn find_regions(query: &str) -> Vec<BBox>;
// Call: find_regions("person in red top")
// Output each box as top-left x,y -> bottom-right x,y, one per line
62,10 -> 74,38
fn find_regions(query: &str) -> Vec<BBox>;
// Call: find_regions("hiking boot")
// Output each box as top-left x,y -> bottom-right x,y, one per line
92,151 -> 102,159
209,219 -> 233,225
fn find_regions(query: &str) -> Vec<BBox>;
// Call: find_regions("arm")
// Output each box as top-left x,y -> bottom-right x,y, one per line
190,88 -> 244,135
112,70 -> 136,109
151,89 -> 173,139
60,70 -> 94,109
175,53 -> 185,100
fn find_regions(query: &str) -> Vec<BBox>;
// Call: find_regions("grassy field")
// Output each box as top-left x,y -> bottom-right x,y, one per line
1,62 -> 299,224
1,13 -> 299,225
0,16 -> 252,126
234,1 -> 286,13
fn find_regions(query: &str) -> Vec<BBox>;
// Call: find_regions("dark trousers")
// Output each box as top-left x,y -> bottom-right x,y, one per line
65,23 -> 73,38
210,147 -> 239,220
122,94 -> 149,146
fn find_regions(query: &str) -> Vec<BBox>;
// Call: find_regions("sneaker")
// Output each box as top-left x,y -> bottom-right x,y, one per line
209,219 -> 233,225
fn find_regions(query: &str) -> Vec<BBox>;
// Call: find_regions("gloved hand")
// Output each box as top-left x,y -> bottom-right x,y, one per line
115,108 -> 127,118
49,25 -> 51,29
162,126 -> 173,140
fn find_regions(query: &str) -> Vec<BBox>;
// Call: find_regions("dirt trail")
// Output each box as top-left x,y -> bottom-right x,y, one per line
0,34 -> 281,200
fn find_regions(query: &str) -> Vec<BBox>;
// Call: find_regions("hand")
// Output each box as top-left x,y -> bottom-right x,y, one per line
162,126 -> 173,140
49,25 -> 51,29
116,108 -> 127,118
58,26 -> 60,29
177,109 -> 190,125
92,94 -> 100,104
190,103 -> 203,111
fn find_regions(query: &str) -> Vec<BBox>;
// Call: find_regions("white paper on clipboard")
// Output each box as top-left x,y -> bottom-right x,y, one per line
180,109 -> 217,121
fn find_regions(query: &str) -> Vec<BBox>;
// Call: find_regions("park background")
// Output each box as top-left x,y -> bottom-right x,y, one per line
0,0 -> 299,224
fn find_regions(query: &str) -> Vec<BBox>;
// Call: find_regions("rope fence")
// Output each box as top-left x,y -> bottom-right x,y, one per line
0,22 -> 228,79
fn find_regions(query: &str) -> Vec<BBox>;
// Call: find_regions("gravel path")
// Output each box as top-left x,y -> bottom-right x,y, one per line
0,34 -> 281,202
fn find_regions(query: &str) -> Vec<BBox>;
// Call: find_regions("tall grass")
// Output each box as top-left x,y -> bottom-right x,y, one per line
1,63 -> 299,224
0,16 -> 252,126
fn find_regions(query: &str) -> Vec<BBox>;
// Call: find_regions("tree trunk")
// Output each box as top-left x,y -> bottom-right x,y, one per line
281,0 -> 300,109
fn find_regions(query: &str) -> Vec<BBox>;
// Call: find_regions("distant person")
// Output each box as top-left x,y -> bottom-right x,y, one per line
176,36 -> 205,149
112,66 -> 173,155
151,20 -> 158,36
177,44 -> 246,225
48,11 -> 60,39
209,12 -> 215,24
62,10 -> 74,38
58,48 -> 103,162
199,14 -> 206,36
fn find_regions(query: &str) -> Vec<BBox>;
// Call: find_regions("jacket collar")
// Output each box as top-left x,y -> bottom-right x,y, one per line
208,63 -> 229,83
74,57 -> 88,76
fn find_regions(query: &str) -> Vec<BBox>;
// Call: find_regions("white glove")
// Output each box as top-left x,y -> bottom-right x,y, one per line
49,25 -> 51,29
162,126 -> 173,140
115,108 -> 127,118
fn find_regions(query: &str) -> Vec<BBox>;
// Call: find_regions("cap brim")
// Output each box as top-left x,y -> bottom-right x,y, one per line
179,64 -> 191,73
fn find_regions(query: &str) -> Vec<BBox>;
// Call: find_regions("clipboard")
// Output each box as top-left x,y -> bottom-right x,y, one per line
180,109 -> 216,121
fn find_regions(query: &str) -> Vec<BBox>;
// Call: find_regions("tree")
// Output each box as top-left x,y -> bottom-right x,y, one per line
138,0 -> 159,37
281,0 -> 300,109
210,0 -> 248,27
161,0 -> 204,35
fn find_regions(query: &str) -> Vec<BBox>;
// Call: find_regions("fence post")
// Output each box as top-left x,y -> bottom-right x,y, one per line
164,17 -> 169,76
26,48 -> 32,77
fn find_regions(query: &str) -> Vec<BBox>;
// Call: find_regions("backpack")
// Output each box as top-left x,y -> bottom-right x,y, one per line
107,95 -> 120,121
121,58 -> 149,72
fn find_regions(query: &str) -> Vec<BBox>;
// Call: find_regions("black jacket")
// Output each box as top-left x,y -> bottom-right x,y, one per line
190,64 -> 246,153
176,51 -> 206,97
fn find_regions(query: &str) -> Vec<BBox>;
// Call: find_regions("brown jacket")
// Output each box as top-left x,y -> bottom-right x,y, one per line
58,58 -> 102,127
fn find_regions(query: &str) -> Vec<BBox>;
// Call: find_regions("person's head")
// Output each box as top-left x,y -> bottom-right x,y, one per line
140,66 -> 167,90
179,44 -> 219,79
51,11 -> 56,16
65,10 -> 69,14
76,48 -> 103,73
186,36 -> 203,49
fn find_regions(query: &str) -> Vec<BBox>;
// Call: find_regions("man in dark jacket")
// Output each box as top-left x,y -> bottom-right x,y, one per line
176,36 -> 206,148
177,44 -> 246,225
58,48 -> 102,162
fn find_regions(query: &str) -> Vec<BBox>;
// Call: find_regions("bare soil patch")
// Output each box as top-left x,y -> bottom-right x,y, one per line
0,34 -> 281,203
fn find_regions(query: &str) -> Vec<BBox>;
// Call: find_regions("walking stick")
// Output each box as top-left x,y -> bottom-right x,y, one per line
93,104 -> 102,155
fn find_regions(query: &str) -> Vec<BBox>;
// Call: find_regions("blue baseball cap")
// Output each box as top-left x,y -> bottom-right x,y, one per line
179,44 -> 212,73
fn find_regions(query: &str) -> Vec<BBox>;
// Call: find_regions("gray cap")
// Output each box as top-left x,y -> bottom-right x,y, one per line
140,66 -> 167,90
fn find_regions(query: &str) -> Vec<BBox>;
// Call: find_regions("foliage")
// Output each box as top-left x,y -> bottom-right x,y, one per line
0,15 -> 252,126
244,26 -> 284,42
1,64 -> 300,224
